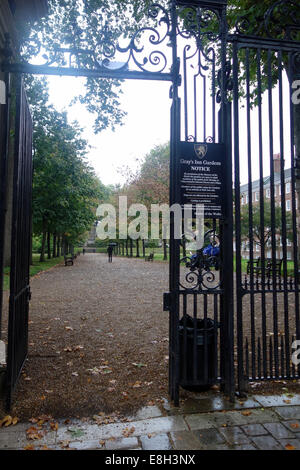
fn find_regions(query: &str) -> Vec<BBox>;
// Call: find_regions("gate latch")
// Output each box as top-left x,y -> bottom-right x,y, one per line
163,292 -> 172,312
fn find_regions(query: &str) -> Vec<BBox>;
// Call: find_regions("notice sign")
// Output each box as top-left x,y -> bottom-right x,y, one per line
179,142 -> 226,219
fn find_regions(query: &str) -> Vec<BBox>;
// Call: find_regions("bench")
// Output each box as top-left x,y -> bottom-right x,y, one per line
145,253 -> 154,262
247,257 -> 283,279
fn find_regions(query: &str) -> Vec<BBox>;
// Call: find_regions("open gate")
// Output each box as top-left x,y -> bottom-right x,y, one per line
5,76 -> 33,410
0,0 -> 299,408
230,3 -> 300,391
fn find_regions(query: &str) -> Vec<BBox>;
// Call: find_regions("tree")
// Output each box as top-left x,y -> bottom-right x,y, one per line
240,200 -> 293,249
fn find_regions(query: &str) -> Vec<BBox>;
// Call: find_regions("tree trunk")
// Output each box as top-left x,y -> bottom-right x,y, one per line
125,239 -> 128,256
40,230 -> 46,262
57,235 -> 60,258
47,231 -> 51,259
61,235 -> 66,256
130,239 -> 133,257
53,233 -> 57,258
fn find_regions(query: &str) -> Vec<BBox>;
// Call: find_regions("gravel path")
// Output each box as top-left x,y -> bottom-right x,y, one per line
1,254 -> 170,421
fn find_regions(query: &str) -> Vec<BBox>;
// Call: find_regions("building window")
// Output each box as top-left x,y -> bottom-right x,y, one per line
266,188 -> 270,198
287,239 -> 292,247
287,252 -> 292,260
286,182 -> 291,194
255,192 -> 259,202
286,200 -> 291,211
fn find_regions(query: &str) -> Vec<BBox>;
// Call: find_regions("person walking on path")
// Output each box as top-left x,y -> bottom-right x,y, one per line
107,244 -> 113,263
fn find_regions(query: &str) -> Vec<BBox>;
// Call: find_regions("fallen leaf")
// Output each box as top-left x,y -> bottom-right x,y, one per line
122,427 -> 135,437
132,363 -> 147,368
285,443 -> 296,450
290,423 -> 300,429
24,444 -> 35,450
284,400 -> 291,404
50,422 -> 59,431
241,411 -> 252,416
0,416 -> 12,427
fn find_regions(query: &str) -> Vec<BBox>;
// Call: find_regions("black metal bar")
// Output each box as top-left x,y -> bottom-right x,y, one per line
277,50 -> 290,378
245,48 -> 256,380
267,49 -> 279,378
232,39 -> 244,394
1,63 -> 173,82
257,49 -> 268,381
288,52 -> 300,379
0,72 -> 10,337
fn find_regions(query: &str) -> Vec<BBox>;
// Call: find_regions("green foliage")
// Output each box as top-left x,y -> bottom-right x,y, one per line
240,200 -> 293,247
25,77 -> 104,248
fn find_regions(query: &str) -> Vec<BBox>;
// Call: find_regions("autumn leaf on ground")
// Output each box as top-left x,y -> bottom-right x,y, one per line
0,416 -> 13,427
290,423 -> 300,429
132,381 -> 142,388
64,347 -> 72,352
241,411 -> 252,416
26,426 -> 45,440
285,443 -> 296,450
24,444 -> 35,450
50,422 -> 59,431
59,440 -> 70,449
132,363 -> 147,368
122,427 -> 135,437
284,400 -> 291,404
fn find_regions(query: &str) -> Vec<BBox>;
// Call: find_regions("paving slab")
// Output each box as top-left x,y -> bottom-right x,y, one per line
254,394 -> 300,408
250,435 -> 283,450
193,428 -> 226,448
140,433 -> 172,450
282,420 -> 300,433
218,426 -> 250,445
56,415 -> 187,442
241,424 -> 269,436
170,431 -> 203,450
164,396 -> 260,415
263,422 -> 295,439
273,406 -> 300,420
279,438 -> 300,450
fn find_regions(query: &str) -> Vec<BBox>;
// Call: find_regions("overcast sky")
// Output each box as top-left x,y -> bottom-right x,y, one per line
47,75 -> 171,186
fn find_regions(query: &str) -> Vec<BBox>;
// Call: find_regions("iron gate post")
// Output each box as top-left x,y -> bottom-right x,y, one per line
0,70 -> 11,337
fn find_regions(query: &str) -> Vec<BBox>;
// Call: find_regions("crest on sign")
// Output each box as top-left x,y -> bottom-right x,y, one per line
194,144 -> 208,158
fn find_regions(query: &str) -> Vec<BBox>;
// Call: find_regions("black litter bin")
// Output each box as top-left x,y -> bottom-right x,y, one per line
179,315 -> 217,391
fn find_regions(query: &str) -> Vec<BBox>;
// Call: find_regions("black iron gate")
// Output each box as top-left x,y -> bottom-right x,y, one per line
5,76 -> 33,410
0,0 -> 299,409
229,3 -> 300,391
167,0 -> 235,404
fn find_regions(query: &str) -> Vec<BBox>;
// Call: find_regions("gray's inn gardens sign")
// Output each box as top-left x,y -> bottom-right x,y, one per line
179,142 -> 225,218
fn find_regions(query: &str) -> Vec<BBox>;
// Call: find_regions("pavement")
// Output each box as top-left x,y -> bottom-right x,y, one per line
1,392 -> 300,450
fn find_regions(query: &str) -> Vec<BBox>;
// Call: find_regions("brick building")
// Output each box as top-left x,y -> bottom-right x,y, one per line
239,154 -> 298,261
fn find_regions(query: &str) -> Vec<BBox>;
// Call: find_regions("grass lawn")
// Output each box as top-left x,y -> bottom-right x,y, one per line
3,254 -> 65,291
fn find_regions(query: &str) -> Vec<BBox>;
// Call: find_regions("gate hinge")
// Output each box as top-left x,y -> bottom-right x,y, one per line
163,292 -> 172,312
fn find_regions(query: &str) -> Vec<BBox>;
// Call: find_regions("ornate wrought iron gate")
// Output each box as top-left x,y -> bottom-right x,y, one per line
229,2 -> 300,392
1,0 -> 299,408
5,76 -> 33,410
